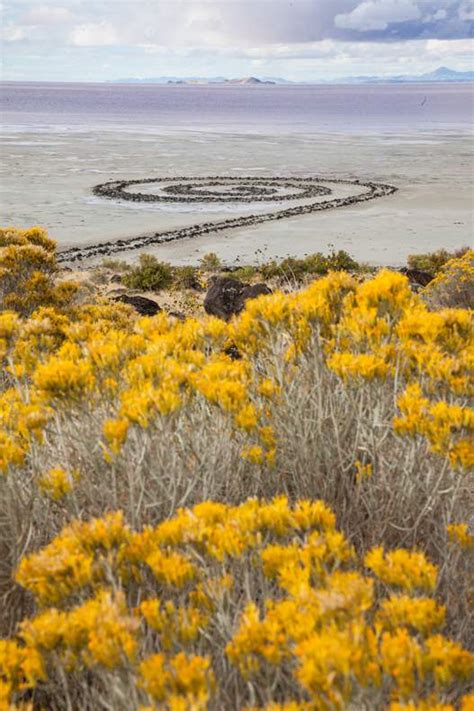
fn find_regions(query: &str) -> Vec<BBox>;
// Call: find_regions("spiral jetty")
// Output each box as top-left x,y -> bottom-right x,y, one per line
57,176 -> 397,264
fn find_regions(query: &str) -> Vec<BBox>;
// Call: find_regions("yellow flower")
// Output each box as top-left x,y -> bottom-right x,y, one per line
380,628 -> 422,697
139,652 -> 213,707
102,417 -> 129,456
461,695 -> 474,711
354,460 -> 373,481
139,652 -> 168,701
145,550 -> 196,588
376,595 -> 446,635
0,432 -> 25,473
258,378 -> 280,399
389,700 -> 454,711
328,352 -> 391,381
424,634 -> 474,686
34,357 -> 95,400
365,547 -> 437,592
446,523 -> 474,549
37,467 -> 73,500
241,445 -> 265,464
234,403 -> 259,431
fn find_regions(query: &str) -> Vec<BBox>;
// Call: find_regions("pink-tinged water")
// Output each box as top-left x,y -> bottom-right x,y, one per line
1,82 -> 473,134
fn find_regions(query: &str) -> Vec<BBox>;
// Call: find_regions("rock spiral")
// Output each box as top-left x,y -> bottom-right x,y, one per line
58,176 -> 397,263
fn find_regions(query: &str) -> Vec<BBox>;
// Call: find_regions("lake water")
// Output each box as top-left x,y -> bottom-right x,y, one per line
1,82 -> 473,266
2,82 -> 473,134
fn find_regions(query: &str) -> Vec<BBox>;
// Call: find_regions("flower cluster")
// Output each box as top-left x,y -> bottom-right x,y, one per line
425,248 -> 474,309
0,226 -> 78,316
1,229 -> 472,709
3,498 -> 472,709
1,259 -> 472,482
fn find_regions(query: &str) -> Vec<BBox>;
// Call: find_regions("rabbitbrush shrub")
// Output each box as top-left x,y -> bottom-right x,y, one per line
0,230 -> 473,710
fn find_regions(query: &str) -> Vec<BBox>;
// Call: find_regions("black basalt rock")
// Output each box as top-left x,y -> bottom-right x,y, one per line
399,268 -> 434,287
204,277 -> 272,321
113,294 -> 161,316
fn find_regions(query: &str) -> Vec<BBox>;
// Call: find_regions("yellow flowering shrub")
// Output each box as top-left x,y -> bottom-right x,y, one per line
0,229 -> 472,709
3,498 -> 473,710
0,241 -> 471,482
0,226 -> 79,316
424,248 -> 474,309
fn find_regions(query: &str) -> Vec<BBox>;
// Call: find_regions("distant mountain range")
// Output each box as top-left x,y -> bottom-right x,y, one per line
111,67 -> 473,85
334,67 -> 474,84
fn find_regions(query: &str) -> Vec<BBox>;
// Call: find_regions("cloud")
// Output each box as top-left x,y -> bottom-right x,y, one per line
2,0 -> 473,46
2,22 -> 27,41
69,21 -> 119,46
2,0 -> 473,80
459,1 -> 474,20
335,0 -> 422,31
22,5 -> 73,25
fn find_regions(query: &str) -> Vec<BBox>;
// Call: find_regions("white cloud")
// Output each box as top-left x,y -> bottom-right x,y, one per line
1,22 -> 27,41
69,21 -> 119,46
2,0 -> 473,81
335,0 -> 422,31
23,5 -> 73,25
130,37 -> 474,75
425,37 -> 474,57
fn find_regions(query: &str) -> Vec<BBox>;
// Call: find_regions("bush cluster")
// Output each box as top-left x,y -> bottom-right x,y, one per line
113,250 -> 362,295
424,249 -> 474,309
259,249 -> 361,283
407,247 -> 469,276
0,228 -> 473,710
122,254 -> 175,292
0,227 -> 78,317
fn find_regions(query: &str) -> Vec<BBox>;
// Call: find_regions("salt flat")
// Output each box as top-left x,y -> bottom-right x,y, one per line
1,127 -> 472,266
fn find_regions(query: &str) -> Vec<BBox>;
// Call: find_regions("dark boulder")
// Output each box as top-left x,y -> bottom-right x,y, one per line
239,283 -> 273,309
113,294 -> 161,316
204,277 -> 272,321
399,268 -> 434,288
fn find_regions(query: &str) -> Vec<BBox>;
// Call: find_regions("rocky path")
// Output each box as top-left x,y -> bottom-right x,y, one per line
57,176 -> 397,264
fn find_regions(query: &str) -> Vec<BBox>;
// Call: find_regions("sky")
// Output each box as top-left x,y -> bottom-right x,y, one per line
1,0 -> 473,82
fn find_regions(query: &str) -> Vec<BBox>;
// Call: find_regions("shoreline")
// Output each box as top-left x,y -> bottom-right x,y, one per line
2,127 -> 472,268
58,177 -> 397,264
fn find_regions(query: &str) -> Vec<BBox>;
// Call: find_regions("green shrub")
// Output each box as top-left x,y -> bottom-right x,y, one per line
407,247 -> 469,275
199,252 -> 222,272
260,250 -> 360,283
122,255 -> 173,292
232,266 -> 258,281
172,266 -> 201,290
99,259 -> 132,273
324,249 -> 360,272
259,259 -> 280,280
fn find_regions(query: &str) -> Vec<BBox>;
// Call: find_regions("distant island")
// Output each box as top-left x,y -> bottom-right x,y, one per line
111,76 -> 279,85
168,76 -> 277,85
111,67 -> 473,85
